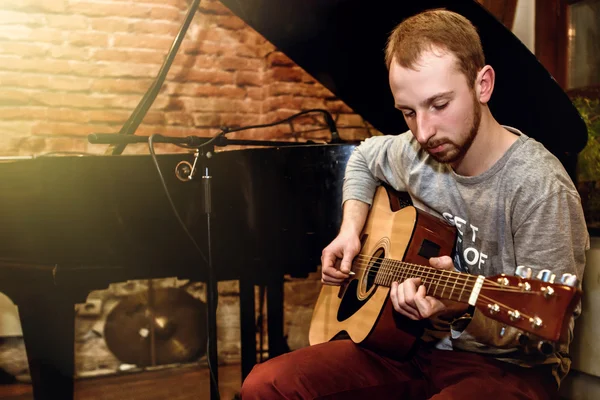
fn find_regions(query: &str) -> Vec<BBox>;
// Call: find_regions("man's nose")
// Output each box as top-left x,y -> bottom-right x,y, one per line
414,113 -> 435,145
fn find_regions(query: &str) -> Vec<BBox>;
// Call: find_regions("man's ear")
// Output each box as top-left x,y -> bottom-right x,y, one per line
476,65 -> 495,104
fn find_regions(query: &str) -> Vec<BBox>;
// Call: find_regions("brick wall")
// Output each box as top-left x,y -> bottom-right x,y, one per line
0,0 -> 376,157
0,0 -> 377,378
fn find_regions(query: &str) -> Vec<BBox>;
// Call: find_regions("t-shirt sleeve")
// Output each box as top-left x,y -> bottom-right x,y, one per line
342,134 -> 412,206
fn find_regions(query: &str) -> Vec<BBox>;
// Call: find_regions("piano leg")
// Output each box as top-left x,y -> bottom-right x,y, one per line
18,289 -> 75,400
239,278 -> 257,380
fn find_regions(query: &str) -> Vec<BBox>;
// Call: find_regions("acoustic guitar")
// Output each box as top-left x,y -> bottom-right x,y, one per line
309,186 -> 581,358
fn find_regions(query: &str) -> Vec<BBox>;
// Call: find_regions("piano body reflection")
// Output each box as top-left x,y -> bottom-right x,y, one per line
0,0 -> 587,399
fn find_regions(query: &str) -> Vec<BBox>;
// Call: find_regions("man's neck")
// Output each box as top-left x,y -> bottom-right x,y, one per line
451,109 -> 518,176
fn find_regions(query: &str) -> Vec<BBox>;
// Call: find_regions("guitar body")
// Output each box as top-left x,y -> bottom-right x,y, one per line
309,186 -> 456,358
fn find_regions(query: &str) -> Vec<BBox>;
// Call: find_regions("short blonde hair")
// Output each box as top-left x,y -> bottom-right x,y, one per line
385,9 -> 485,87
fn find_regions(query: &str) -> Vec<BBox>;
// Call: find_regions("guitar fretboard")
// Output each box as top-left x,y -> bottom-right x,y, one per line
372,258 -> 478,303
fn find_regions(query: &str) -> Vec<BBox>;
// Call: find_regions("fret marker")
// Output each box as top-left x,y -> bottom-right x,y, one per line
468,275 -> 485,306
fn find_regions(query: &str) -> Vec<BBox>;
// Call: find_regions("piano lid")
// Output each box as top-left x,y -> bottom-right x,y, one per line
220,0 -> 587,156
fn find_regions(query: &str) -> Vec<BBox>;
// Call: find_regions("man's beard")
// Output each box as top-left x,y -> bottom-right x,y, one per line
427,93 -> 481,164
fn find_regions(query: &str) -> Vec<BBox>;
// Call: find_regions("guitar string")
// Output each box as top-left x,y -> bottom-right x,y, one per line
331,256 -> 553,336
337,265 -> 546,327
349,256 -> 527,293
348,261 -> 534,296
350,254 -> 542,292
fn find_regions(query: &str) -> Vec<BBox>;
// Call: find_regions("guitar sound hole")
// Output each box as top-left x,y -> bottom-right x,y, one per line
364,248 -> 385,292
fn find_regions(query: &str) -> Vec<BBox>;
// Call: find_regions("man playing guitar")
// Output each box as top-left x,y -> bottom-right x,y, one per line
242,9 -> 589,399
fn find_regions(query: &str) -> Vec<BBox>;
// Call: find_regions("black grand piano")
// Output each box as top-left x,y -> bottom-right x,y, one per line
0,1 -> 587,399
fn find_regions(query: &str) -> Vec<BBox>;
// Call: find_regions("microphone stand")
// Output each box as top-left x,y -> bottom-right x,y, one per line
200,145 -> 219,400
88,108 -> 344,400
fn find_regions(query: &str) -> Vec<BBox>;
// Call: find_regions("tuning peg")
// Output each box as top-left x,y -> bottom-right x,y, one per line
536,269 -> 553,282
560,273 -> 579,287
515,266 -> 532,279
517,333 -> 529,346
537,341 -> 555,355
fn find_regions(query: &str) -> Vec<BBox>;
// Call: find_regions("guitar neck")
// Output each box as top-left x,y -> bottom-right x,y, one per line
372,258 -> 479,304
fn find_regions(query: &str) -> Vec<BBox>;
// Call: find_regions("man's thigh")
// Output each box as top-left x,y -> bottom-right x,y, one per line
241,339 -> 429,400
422,349 -> 558,400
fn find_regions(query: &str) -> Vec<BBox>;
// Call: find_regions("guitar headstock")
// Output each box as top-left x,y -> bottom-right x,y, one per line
476,269 -> 581,346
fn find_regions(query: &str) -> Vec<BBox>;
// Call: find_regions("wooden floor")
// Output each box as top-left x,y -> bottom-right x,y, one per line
0,363 -> 242,400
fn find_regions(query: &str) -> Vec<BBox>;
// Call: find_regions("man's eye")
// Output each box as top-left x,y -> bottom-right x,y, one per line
433,103 -> 448,111
403,111 -> 415,118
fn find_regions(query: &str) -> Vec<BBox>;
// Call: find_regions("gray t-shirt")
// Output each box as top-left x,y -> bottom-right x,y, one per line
343,127 -> 589,382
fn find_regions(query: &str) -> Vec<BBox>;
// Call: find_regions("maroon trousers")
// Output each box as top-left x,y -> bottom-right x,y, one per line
241,340 -> 558,399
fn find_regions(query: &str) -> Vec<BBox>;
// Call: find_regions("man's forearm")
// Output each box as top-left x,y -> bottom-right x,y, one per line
340,199 -> 370,236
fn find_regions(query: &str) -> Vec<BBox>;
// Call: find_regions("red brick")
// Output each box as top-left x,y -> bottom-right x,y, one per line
267,82 -> 332,98
45,14 -> 88,30
266,52 -> 295,68
135,124 -> 212,138
218,56 -> 262,71
263,96 -> 303,112
0,25 -> 31,41
187,97 -> 260,113
193,41 -> 227,56
191,54 -> 220,69
0,121 -> 35,135
339,127 -> 375,141
132,20 -> 180,36
43,136 -> 90,153
148,6 -> 182,22
32,121 -> 118,136
89,17 -> 131,33
2,0 -> 67,13
50,45 -> 91,61
141,111 -> 166,125
113,33 -> 173,50
87,110 -> 130,124
0,107 -> 48,120
89,78 -> 151,94
87,62 -> 159,79
219,113 -> 262,127
194,85 -> 246,98
68,31 -> 109,47
0,10 -> 46,26
27,28 -> 65,44
0,134 -> 42,156
269,66 -> 312,83
199,0 -> 232,15
211,15 -> 246,30
165,111 -> 193,126
47,108 -> 90,123
0,89 -> 33,106
92,49 -> 163,65
172,69 -> 235,85
69,2 -> 152,18
0,41 -> 48,58
325,99 -> 355,113
132,0 -> 187,10
299,97 -> 327,110
191,112 -> 221,127
336,114 -> 365,127
236,71 -> 262,87
246,87 -> 264,101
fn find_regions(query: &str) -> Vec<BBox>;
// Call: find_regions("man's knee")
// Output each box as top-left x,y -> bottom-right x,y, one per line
241,358 -> 293,399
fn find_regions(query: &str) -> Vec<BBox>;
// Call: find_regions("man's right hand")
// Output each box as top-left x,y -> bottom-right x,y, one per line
320,232 -> 362,285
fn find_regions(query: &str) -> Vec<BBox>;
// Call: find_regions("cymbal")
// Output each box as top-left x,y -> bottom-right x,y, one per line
104,287 -> 207,367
